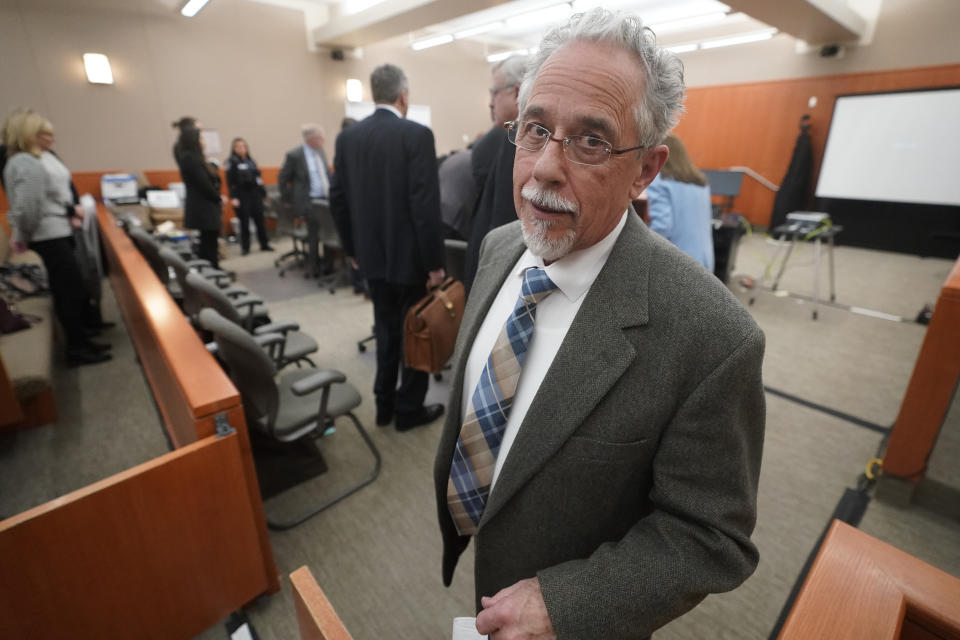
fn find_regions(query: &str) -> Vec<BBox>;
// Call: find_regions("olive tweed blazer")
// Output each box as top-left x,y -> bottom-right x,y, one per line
434,213 -> 766,639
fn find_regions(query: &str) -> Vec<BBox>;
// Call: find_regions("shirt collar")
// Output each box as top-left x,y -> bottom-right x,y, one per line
376,104 -> 403,118
514,210 -> 629,303
302,143 -> 319,157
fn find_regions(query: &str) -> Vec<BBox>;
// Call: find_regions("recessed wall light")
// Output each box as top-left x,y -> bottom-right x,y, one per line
83,53 -> 114,84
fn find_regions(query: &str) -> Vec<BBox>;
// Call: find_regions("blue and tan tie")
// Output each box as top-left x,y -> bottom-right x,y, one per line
447,267 -> 559,536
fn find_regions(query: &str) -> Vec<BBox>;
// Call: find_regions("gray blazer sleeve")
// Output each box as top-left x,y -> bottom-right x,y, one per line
5,155 -> 46,243
538,326 -> 766,639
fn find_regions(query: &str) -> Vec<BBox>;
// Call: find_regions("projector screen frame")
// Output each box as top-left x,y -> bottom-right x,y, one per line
815,84 -> 960,207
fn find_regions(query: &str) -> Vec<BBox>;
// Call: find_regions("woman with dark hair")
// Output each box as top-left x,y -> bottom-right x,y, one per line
225,137 -> 271,255
646,133 -> 715,270
174,126 -> 223,267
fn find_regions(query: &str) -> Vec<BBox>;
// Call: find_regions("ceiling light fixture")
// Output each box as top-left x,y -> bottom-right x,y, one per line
343,0 -> 387,15
180,0 -> 211,18
486,48 -> 529,63
346,78 -> 363,102
454,21 -> 503,39
83,53 -> 114,84
666,43 -> 699,54
649,11 -> 728,34
699,28 -> 777,49
411,34 -> 454,51
505,3 -> 572,30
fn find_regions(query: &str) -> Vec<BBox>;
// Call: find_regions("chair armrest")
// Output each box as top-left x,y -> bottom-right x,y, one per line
254,332 -> 285,349
206,271 -> 233,287
187,259 -> 213,270
255,320 -> 299,335
232,295 -> 264,311
221,285 -> 248,298
206,342 -> 219,355
290,369 -> 346,396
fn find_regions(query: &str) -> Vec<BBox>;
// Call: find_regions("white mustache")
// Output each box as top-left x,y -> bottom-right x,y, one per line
521,186 -> 579,215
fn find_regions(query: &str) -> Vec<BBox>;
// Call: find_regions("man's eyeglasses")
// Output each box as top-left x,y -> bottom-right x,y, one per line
505,120 -> 645,167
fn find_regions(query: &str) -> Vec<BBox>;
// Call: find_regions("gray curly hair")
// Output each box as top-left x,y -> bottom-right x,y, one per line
517,8 -> 686,149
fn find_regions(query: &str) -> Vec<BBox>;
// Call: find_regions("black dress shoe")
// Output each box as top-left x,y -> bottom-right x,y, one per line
84,320 -> 116,331
66,347 -> 112,368
395,403 -> 444,432
83,340 -> 112,352
261,245 -> 275,252
375,406 -> 393,427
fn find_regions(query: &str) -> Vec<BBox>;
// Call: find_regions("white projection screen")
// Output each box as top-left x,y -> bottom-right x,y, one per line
815,88 -> 960,206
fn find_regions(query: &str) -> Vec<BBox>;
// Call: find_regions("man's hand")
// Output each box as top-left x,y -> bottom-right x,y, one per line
428,268 -> 446,288
475,578 -> 556,640
11,240 -> 27,254
69,216 -> 83,230
230,198 -> 240,208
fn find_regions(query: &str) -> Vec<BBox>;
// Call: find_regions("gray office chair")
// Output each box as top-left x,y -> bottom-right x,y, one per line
186,272 -> 316,369
272,199 -> 309,277
128,227 -> 175,291
158,246 -> 247,320
198,308 -> 380,530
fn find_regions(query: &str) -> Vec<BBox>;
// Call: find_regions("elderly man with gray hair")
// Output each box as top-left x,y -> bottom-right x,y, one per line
434,9 -> 765,639
278,123 -> 334,278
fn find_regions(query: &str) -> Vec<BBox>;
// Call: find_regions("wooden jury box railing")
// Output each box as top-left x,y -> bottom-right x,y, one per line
779,521 -> 960,639
883,254 -> 960,484
0,206 -> 279,639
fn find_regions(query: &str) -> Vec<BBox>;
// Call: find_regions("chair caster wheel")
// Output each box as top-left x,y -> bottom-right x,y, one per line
358,344 -> 366,353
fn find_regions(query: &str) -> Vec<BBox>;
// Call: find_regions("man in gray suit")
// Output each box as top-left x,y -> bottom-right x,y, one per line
434,9 -> 765,639
278,124 -> 334,277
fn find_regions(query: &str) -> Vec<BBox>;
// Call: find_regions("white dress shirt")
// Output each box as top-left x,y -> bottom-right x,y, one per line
461,211 -> 629,491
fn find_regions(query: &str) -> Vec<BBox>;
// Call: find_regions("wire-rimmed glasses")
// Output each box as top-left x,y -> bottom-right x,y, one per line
505,120 -> 645,167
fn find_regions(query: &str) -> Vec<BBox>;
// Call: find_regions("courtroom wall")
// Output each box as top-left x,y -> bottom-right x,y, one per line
0,0 -> 491,172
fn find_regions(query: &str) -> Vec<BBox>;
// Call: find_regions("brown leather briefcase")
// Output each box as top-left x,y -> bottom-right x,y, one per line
404,278 -> 465,374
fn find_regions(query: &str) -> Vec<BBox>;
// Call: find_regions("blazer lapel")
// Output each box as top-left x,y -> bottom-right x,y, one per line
480,214 -> 653,528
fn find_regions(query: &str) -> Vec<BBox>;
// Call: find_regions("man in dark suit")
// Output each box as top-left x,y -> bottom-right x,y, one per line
330,63 -> 446,432
463,54 -> 527,294
278,124 -> 334,278
434,9 -> 765,639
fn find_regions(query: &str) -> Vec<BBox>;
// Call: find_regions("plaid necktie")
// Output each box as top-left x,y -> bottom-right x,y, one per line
447,267 -> 559,536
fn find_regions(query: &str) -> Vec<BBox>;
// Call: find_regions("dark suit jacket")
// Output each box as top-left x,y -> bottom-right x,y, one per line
434,214 -> 766,639
278,145 -> 331,216
176,150 -> 222,231
330,108 -> 444,286
464,129 -> 516,293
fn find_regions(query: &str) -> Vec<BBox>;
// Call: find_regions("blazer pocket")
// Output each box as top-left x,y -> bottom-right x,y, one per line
561,435 -> 651,463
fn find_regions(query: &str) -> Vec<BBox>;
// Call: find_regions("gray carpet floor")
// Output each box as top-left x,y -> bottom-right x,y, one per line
2,232 -> 957,639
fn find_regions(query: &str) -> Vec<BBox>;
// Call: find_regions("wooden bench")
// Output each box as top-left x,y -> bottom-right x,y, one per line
0,205 -> 279,639
779,520 -> 960,639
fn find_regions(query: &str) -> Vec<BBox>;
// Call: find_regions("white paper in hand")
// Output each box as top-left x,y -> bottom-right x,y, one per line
452,616 -> 487,640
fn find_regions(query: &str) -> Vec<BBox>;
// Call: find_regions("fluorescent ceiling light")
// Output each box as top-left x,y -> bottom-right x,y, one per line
346,78 -> 363,102
506,4 -> 571,30
650,11 -> 727,34
642,1 -> 730,23
412,34 -> 454,51
487,48 -> 529,63
666,43 -> 699,54
342,0 -> 386,15
83,53 -> 114,84
700,28 -> 777,49
454,21 -> 503,39
180,0 -> 210,17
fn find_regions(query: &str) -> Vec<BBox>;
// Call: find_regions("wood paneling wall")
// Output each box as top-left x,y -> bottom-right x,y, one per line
1,167 -> 282,235
674,63 -> 960,227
